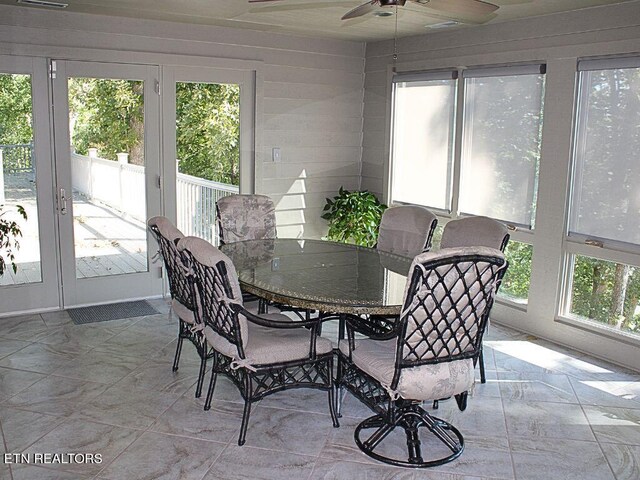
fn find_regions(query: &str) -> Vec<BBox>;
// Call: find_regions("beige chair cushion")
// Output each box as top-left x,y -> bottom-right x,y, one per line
339,338 -> 474,401
377,205 -> 437,257
171,299 -> 195,325
440,216 -> 508,250
217,194 -> 277,244
148,216 -> 184,243
176,236 -> 249,347
205,313 -> 333,367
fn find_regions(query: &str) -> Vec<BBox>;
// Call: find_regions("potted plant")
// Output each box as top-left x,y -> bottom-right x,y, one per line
0,204 -> 27,276
321,187 -> 386,247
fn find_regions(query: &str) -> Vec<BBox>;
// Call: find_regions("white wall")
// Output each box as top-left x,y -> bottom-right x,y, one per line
0,4 -> 365,240
362,1 -> 640,371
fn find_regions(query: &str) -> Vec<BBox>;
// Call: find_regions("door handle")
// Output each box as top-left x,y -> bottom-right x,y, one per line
59,188 -> 67,215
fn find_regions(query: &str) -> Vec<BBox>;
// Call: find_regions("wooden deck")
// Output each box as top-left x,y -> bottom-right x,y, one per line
1,173 -> 147,286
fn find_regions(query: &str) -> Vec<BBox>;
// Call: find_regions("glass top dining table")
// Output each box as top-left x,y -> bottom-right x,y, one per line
219,238 -> 413,316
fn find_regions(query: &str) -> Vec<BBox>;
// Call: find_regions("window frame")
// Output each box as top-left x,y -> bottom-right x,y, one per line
558,55 -> 640,342
388,63 -> 546,308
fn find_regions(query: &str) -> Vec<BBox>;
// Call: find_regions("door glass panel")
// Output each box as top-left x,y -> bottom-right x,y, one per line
175,81 -> 240,244
0,73 -> 42,285
67,77 -> 147,278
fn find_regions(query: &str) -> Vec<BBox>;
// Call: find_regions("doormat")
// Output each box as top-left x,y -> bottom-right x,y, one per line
68,300 -> 160,325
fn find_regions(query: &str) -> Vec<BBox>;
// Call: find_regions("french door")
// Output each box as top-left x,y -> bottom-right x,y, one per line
161,65 -> 255,244
1,58 -> 255,314
0,56 -> 59,314
52,60 -> 163,307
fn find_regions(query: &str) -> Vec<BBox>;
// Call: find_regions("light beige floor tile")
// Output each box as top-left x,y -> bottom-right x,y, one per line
310,458 -> 412,480
70,384 -> 180,429
149,395 -> 243,444
510,437 -> 615,480
0,407 -> 65,452
203,444 -> 316,480
113,360 -> 199,395
5,376 -> 109,417
583,405 -> 640,445
0,337 -> 31,360
51,350 -> 146,385
24,419 -> 141,476
241,406 -> 337,456
99,431 -> 224,480
503,400 -> 595,441
497,372 -> 577,403
0,342 -> 89,374
600,443 -> 640,480
0,366 -> 46,402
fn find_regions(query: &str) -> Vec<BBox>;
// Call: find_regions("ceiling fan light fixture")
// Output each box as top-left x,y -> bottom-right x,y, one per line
374,11 -> 394,17
427,20 -> 460,29
16,0 -> 68,8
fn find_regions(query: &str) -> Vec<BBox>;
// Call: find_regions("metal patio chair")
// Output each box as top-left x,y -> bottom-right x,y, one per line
148,216 -> 211,398
440,215 -> 510,384
377,205 -> 438,257
336,247 -> 507,468
177,236 -> 339,446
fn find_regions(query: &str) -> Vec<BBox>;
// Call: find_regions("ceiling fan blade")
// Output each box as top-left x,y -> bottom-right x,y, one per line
410,0 -> 498,17
248,0 -> 282,3
342,1 -> 379,20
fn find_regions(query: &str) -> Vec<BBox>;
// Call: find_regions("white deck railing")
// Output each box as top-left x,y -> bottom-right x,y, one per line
177,172 -> 238,244
71,151 -> 238,242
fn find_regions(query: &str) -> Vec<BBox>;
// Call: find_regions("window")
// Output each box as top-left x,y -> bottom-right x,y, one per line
390,64 -> 546,303
460,66 -> 545,227
565,57 -> 640,337
569,58 -> 640,246
391,71 -> 457,211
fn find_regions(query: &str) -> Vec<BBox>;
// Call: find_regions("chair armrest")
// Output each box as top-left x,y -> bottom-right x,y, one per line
230,303 -> 322,330
230,303 -> 323,359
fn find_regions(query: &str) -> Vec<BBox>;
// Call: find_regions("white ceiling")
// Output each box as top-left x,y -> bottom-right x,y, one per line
2,0 -> 635,41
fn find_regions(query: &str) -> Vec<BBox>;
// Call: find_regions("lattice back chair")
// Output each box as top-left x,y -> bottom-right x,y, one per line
216,194 -> 277,245
336,247 -> 507,468
439,215 -> 510,384
215,194 -> 278,313
147,216 -> 211,398
177,236 -> 339,446
377,205 -> 438,257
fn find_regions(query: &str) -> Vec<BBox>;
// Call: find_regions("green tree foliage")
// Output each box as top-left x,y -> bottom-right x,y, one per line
322,188 -> 386,247
176,82 -> 240,185
500,241 -> 533,301
69,78 -> 145,164
0,74 -> 33,145
0,204 -> 27,276
571,256 -> 640,334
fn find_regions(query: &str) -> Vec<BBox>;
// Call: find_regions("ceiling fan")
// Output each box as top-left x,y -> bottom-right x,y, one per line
248,0 -> 499,21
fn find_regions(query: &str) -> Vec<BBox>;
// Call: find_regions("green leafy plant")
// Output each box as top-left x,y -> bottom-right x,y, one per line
0,204 -> 27,276
321,188 -> 386,247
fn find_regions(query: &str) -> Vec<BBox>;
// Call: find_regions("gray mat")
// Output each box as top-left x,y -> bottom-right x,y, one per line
69,300 -> 160,325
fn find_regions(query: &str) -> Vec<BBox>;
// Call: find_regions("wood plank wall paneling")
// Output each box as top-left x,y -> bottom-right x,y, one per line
0,4 -> 366,240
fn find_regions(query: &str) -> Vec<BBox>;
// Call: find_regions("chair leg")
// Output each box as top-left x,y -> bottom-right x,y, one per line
329,384 -> 340,428
238,399 -> 252,446
195,355 -> 207,398
336,386 -> 344,418
432,400 -> 439,410
172,334 -> 184,372
204,361 -> 218,411
479,347 -> 486,384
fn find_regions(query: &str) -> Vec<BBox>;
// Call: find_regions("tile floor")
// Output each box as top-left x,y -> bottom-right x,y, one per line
0,299 -> 638,479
